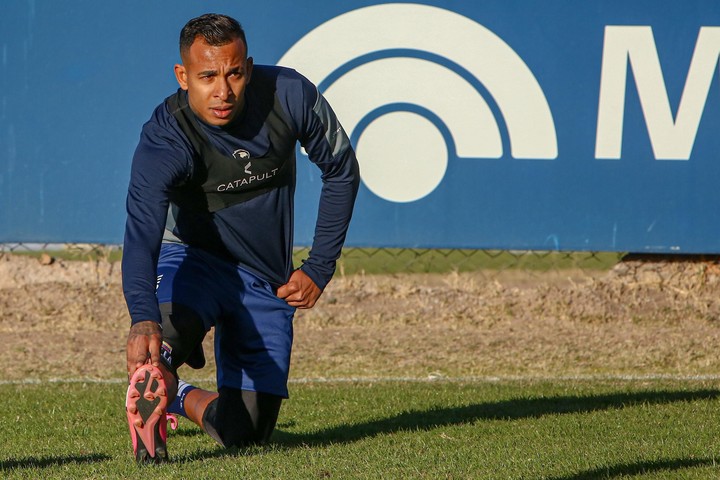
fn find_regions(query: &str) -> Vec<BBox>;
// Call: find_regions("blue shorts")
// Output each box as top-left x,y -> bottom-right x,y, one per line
155,243 -> 296,398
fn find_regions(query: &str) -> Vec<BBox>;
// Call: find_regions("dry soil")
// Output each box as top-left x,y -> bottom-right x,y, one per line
1,253 -> 720,383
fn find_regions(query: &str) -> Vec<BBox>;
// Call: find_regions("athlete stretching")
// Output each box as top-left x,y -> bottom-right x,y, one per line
122,13 -> 359,463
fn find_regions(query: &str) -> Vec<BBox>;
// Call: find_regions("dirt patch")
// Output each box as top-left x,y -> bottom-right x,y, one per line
1,253 -> 719,382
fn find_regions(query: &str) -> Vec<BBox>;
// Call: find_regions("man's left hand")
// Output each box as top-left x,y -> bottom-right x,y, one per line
277,269 -> 321,309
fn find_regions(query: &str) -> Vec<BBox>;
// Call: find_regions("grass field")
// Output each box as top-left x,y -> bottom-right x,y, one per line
1,378 -> 720,479
3,250 -> 720,478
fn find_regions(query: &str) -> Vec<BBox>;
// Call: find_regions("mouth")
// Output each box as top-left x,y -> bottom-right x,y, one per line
210,105 -> 235,120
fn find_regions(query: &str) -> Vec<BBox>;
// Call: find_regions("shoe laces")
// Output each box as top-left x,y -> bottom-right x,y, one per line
166,414 -> 179,431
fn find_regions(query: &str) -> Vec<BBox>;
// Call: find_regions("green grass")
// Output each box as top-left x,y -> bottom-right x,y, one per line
1,379 -> 719,479
328,248 -> 624,275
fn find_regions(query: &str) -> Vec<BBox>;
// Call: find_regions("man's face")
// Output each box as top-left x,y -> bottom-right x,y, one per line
174,37 -> 253,126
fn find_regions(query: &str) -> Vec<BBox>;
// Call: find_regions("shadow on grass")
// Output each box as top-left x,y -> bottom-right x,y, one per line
0,453 -> 110,470
168,388 -> 720,468
546,457 -> 717,479
275,388 -> 720,446
172,447 -> 255,463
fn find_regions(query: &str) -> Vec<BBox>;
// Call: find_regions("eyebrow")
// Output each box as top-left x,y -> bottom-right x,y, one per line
197,66 -> 244,77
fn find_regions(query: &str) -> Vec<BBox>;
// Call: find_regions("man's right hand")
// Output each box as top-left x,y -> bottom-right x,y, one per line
126,320 -> 163,378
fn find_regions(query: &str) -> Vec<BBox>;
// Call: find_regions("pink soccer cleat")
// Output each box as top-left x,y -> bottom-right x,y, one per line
126,364 -> 169,463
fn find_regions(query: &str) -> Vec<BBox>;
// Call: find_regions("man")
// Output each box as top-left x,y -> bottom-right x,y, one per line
122,13 -> 359,463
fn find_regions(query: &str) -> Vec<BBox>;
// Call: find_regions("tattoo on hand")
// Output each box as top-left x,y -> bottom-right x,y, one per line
128,321 -> 161,340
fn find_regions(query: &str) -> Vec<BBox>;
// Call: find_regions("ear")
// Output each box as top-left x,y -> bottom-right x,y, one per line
174,64 -> 188,90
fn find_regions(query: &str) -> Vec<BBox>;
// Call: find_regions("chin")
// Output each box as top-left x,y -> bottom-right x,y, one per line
203,116 -> 231,127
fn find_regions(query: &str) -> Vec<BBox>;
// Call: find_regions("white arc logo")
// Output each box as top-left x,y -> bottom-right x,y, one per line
279,3 -> 557,203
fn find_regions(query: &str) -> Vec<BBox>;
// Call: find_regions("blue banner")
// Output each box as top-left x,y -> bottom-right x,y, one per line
1,1 -> 719,252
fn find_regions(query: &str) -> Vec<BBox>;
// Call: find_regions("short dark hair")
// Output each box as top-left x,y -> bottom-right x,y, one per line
179,13 -> 247,57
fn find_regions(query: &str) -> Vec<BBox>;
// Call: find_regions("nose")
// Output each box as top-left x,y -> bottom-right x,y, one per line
215,77 -> 232,100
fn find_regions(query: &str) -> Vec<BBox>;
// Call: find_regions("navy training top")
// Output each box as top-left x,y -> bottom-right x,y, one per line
122,65 -> 360,325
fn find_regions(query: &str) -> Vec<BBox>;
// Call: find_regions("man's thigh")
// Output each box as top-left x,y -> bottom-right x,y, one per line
214,267 -> 296,398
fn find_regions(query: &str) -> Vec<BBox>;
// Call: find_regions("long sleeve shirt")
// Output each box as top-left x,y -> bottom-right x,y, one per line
122,65 -> 360,325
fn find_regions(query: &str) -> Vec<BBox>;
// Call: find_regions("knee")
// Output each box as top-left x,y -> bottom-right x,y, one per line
204,404 -> 271,448
202,389 -> 281,448
216,404 -> 274,448
219,424 -> 270,448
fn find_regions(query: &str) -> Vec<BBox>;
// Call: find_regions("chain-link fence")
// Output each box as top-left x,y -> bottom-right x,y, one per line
0,242 -> 627,280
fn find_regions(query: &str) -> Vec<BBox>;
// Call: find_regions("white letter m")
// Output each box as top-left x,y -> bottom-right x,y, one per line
596,26 -> 720,160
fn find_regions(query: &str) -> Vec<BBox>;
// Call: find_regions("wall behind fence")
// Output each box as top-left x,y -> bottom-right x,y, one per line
1,1 -> 719,252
